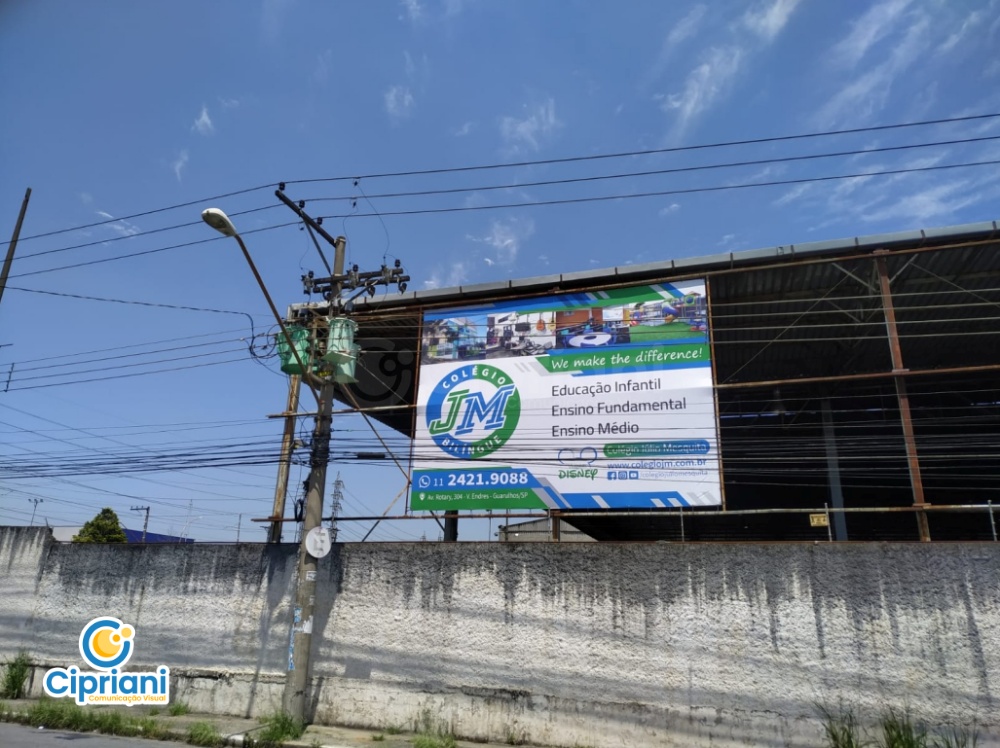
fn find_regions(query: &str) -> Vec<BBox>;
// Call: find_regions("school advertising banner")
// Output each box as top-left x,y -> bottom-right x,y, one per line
410,280 -> 721,511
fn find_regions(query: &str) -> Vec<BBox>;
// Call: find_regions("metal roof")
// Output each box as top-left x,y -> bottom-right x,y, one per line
316,217 -> 1000,541
347,218 -> 1000,312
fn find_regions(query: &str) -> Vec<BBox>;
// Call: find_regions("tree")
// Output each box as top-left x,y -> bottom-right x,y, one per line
72,507 -> 127,543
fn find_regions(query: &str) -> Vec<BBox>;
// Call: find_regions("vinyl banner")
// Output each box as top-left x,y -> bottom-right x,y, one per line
410,281 -> 721,511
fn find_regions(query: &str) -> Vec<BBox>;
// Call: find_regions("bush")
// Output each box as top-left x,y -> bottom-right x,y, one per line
168,700 -> 191,716
818,703 -> 867,748
876,708 -> 927,748
188,721 -> 223,746
257,710 -> 305,743
0,650 -> 31,699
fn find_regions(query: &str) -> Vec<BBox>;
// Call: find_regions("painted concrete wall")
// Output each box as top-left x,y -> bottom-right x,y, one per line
2,527 -> 998,747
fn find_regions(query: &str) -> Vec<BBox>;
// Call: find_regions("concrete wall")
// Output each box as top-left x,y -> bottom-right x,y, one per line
1,526 -> 998,747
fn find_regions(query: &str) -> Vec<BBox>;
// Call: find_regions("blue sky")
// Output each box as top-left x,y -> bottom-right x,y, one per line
1,0 -> 999,541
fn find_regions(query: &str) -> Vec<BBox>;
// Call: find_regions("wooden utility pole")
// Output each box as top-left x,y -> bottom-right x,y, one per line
283,236 -> 345,722
0,188 -> 32,308
269,374 -> 301,542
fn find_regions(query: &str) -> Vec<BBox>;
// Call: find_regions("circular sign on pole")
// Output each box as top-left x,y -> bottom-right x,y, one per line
304,526 -> 332,559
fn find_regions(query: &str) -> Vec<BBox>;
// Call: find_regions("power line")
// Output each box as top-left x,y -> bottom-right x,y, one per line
7,222 -> 298,280
9,112 -> 1000,265
304,133 -> 1000,204
316,158 -> 1000,221
286,111 -> 1000,184
12,156 -> 998,283
7,286 -> 257,323
4,355 -> 249,392
8,184 -> 276,245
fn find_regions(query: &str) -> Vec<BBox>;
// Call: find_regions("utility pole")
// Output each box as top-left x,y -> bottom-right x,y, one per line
269,188 -> 409,724
282,234 -> 344,720
0,188 -> 32,308
269,374 -> 301,543
131,505 -> 150,543
28,498 -> 42,526
236,514 -> 242,543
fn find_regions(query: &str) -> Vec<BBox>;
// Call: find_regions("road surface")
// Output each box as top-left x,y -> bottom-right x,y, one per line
0,723 -> 163,747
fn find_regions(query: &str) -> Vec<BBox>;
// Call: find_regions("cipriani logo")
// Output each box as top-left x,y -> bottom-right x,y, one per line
43,617 -> 170,706
426,364 -> 521,459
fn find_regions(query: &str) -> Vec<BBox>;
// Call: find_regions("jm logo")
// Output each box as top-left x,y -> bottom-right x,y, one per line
429,385 -> 516,436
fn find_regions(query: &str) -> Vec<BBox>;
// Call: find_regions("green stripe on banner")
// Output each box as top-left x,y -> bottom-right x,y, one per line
538,343 -> 710,373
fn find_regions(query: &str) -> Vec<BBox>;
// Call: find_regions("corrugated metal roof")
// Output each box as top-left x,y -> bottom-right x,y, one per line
348,218 -> 999,312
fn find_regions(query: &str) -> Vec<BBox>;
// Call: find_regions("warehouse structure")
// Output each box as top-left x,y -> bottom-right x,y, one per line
322,219 -> 1000,542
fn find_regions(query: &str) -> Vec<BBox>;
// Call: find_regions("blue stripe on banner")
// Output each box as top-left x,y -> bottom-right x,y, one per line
560,491 -> 692,508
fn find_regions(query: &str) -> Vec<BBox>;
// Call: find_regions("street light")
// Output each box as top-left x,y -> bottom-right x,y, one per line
201,207 -> 335,723
200,208 -> 320,403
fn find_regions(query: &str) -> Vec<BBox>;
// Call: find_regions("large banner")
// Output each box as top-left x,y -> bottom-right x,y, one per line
410,281 -> 721,511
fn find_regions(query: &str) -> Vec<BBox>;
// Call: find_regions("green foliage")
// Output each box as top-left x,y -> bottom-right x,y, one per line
168,700 -> 191,716
72,507 -> 127,544
411,709 -> 457,748
372,734 -> 386,742
148,706 -> 160,716
413,735 -> 457,748
187,720 -> 223,747
385,724 -> 404,735
0,650 -> 31,699
932,724 -> 979,748
257,710 -> 305,742
875,708 -> 928,748
818,703 -> 869,748
9,698 -> 161,739
506,728 -> 527,745
24,699 -> 92,731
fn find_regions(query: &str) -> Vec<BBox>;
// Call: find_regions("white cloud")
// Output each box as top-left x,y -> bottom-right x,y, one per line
662,46 -> 743,134
719,233 -> 736,246
314,49 -> 333,84
95,210 -> 140,237
261,0 -> 294,42
667,4 -> 707,48
499,99 -> 560,155
742,0 -> 802,42
468,217 -> 535,266
400,0 -> 423,23
483,257 -> 494,266
860,180 -> 985,223
658,203 -> 681,216
172,150 -> 189,182
817,14 -> 930,126
384,85 -> 415,121
423,261 -> 468,289
192,105 -> 214,135
831,0 -> 913,68
453,121 -> 475,137
938,9 -> 985,54
219,97 -> 240,109
773,183 -> 812,206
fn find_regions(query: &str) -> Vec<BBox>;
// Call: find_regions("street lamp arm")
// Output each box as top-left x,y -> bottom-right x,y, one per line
230,233 -> 323,405
201,208 -> 322,405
